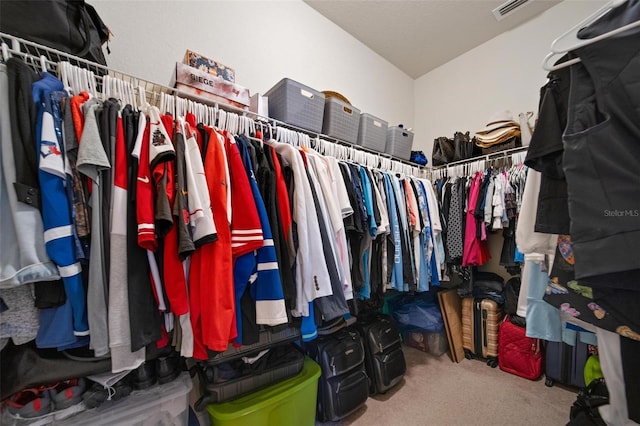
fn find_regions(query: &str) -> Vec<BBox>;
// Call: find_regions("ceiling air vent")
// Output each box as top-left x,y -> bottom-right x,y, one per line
492,0 -> 531,21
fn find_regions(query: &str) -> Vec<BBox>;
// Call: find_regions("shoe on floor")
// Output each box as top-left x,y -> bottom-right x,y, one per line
82,376 -> 132,409
131,361 -> 157,390
6,386 -> 55,418
51,378 -> 86,409
156,352 -> 182,385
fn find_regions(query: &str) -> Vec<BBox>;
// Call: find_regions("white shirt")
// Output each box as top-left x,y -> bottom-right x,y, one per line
269,141 -> 333,317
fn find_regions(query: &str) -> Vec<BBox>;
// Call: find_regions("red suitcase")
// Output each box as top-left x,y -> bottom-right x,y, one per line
498,316 -> 543,380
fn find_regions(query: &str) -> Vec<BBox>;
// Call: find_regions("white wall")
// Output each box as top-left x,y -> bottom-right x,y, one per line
91,0 -> 414,129
412,0 -> 607,158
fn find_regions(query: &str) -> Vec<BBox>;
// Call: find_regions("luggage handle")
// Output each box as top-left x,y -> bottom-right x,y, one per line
532,339 -> 541,355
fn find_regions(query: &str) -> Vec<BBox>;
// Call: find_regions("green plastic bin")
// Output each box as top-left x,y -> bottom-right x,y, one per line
207,357 -> 321,426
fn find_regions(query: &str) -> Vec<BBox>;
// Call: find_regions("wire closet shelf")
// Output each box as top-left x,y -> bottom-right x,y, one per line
430,145 -> 529,180
0,32 -> 427,179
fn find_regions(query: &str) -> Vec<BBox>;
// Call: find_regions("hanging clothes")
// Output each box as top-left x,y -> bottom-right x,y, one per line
124,107 -> 161,353
562,2 -> 640,285
462,172 -> 491,267
34,72 -> 89,349
189,126 -> 234,359
0,53 -> 438,367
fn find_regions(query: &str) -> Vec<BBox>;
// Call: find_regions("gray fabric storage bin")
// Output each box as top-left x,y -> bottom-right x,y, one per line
265,78 -> 325,133
385,126 -> 414,160
322,97 -> 360,144
356,113 -> 388,152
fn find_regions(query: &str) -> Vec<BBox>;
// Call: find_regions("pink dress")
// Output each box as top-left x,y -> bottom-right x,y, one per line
462,173 -> 491,266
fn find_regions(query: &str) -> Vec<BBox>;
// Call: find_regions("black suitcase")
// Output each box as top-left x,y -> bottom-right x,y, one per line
545,339 -> 589,388
353,314 -> 406,395
304,328 -> 369,422
195,343 -> 305,409
194,326 -> 302,410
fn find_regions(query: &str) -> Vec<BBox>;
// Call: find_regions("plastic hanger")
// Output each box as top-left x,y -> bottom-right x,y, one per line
176,97 -> 182,118
102,75 -> 110,100
218,109 -> 227,131
114,78 -> 123,103
82,69 -> 90,94
2,42 -> 10,62
159,92 -> 166,116
208,105 -> 215,127
59,62 -> 72,94
88,70 -> 98,97
551,0 -> 633,52
129,81 -> 135,107
138,85 -> 147,110
11,38 -> 20,54
543,0 -> 638,71
39,55 -> 47,72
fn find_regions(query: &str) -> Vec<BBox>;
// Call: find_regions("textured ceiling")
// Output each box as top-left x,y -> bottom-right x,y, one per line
304,0 -> 562,78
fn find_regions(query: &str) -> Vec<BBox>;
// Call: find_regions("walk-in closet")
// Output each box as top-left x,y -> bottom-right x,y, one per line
1,1 -> 638,425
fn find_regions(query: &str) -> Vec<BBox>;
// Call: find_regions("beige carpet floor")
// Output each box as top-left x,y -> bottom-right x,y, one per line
332,345 -> 577,426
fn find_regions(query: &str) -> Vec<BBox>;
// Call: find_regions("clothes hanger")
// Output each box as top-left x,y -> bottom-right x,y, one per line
78,67 -> 86,94
88,70 -> 98,98
206,105 -> 214,127
114,78 -> 123,104
227,112 -> 234,134
218,109 -> 227,131
237,115 -> 243,136
102,75 -> 110,100
128,81 -> 135,108
543,0 -> 638,71
552,0 -> 634,52
112,76 -> 120,102
1,42 -> 10,62
39,55 -> 48,73
59,62 -> 71,94
83,69 -> 92,96
167,94 -> 174,116
137,85 -> 147,111
124,79 -> 132,106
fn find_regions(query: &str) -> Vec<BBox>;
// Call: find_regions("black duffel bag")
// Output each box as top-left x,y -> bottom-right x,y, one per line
0,0 -> 109,66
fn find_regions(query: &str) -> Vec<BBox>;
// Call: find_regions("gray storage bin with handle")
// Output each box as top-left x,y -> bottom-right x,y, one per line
356,113 -> 388,152
322,97 -> 360,144
264,78 -> 325,133
385,126 -> 414,160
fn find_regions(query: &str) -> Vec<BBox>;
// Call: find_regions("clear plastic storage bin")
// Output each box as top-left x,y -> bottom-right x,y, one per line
264,78 -> 325,133
385,126 -> 414,160
322,97 -> 360,144
62,373 -> 192,426
356,113 -> 388,152
403,331 -> 449,357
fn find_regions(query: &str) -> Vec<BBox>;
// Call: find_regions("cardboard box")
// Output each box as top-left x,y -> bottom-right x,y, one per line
250,93 -> 269,117
171,62 -> 250,108
437,289 -> 465,363
183,49 -> 235,82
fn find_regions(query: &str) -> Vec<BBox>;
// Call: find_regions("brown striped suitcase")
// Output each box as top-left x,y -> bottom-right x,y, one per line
462,297 -> 504,367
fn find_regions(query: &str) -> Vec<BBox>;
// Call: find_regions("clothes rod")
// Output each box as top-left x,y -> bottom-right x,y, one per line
432,145 -> 529,170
